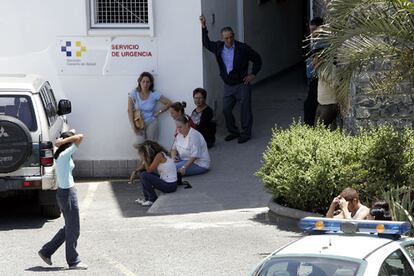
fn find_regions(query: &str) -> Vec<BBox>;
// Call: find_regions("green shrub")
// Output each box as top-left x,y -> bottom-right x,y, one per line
256,123 -> 414,214
382,186 -> 414,235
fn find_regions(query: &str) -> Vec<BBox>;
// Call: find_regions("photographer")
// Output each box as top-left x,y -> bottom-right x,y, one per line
326,187 -> 370,220
368,200 -> 392,221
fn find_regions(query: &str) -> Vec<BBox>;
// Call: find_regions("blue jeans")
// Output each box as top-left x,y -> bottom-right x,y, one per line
40,187 -> 81,266
175,160 -> 208,176
140,171 -> 177,202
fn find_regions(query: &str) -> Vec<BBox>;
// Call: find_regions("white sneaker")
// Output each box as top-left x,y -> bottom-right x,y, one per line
141,200 -> 153,206
69,262 -> 88,270
134,198 -> 145,204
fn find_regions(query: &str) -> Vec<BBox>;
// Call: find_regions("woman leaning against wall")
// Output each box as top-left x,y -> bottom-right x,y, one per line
127,72 -> 172,183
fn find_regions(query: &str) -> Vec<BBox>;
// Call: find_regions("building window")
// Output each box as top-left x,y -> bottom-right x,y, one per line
90,0 -> 153,32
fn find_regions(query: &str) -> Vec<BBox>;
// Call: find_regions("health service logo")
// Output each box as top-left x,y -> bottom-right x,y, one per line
61,41 -> 87,57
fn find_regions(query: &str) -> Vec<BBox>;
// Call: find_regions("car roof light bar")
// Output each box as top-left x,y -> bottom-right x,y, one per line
299,217 -> 411,235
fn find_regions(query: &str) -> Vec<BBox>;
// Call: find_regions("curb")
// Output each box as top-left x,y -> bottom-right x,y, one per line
268,199 -> 323,219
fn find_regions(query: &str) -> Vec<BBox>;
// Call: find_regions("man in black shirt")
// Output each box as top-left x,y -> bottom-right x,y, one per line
199,16 -> 262,144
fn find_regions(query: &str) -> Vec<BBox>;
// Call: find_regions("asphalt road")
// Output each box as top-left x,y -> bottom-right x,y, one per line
0,181 -> 300,276
0,67 -> 307,276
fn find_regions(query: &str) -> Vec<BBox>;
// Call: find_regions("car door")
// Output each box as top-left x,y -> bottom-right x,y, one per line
401,241 -> 414,272
40,83 -> 62,141
377,249 -> 414,276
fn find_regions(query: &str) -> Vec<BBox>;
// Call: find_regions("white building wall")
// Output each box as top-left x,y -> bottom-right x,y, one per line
0,1 -> 203,167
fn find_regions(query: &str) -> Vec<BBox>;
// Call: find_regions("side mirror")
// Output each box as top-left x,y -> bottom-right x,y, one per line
57,99 -> 71,115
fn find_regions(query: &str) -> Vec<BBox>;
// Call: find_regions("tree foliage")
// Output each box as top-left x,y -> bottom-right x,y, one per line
317,0 -> 414,106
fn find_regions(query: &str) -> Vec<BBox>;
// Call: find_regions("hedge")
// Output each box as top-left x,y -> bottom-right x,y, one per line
256,123 -> 414,214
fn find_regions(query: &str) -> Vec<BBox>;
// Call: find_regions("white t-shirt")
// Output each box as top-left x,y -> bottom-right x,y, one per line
157,152 -> 177,183
317,79 -> 337,105
173,128 -> 210,169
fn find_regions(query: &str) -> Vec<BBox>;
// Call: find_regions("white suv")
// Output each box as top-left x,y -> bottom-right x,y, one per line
0,74 -> 71,218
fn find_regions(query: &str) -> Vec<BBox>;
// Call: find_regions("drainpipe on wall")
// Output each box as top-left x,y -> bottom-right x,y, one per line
310,0 -> 313,20
237,0 -> 244,42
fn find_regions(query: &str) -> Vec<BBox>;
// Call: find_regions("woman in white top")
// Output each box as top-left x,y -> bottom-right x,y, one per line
171,115 -> 210,176
134,140 -> 177,206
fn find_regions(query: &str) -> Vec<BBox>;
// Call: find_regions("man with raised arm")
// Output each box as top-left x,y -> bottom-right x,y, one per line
199,15 -> 262,144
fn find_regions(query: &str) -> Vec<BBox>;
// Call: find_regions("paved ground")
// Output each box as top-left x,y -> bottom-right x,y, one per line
149,65 -> 307,215
0,66 -> 307,276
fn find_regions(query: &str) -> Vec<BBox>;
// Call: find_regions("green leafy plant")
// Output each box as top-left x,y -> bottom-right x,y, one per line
316,0 -> 414,106
256,123 -> 414,214
382,186 -> 414,235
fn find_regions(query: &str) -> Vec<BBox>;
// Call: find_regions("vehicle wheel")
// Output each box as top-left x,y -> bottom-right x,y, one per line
41,204 -> 61,219
0,115 -> 32,173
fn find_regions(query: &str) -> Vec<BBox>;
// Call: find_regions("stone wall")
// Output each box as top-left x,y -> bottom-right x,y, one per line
311,0 -> 414,132
344,72 -> 414,133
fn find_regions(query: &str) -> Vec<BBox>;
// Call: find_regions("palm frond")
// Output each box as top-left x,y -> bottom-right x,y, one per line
316,0 -> 414,105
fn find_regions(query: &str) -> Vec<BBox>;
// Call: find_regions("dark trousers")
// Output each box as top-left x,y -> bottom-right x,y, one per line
315,103 -> 338,129
304,78 -> 318,126
40,187 -> 80,266
223,83 -> 252,139
140,171 -> 177,202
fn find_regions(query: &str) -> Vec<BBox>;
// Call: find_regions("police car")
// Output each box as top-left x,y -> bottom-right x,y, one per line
250,217 -> 414,276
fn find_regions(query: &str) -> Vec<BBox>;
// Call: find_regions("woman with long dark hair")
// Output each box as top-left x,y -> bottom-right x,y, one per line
38,130 -> 87,270
134,140 -> 177,206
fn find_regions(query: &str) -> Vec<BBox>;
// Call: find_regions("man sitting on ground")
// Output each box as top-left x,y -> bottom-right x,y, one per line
326,187 -> 370,220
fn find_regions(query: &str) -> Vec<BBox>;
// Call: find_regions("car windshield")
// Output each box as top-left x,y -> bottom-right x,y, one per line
0,95 -> 37,131
255,256 -> 362,276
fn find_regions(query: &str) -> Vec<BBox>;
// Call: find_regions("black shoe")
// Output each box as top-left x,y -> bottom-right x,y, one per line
238,136 -> 250,144
225,134 -> 240,141
38,250 -> 52,266
182,180 -> 192,189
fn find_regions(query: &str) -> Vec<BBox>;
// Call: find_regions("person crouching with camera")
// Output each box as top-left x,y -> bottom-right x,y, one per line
326,187 -> 370,220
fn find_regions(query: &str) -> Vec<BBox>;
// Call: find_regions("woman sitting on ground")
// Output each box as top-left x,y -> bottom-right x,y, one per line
171,115 -> 210,176
190,88 -> 216,148
134,140 -> 177,207
169,101 -> 196,129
